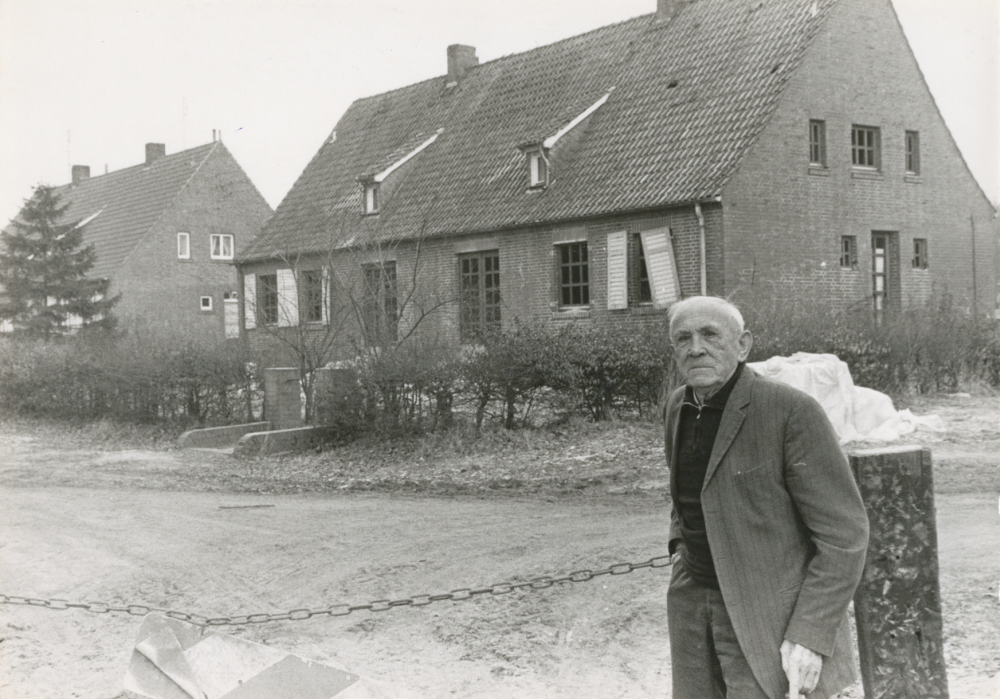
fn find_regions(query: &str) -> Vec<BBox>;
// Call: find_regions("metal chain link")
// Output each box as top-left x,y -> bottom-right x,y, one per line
0,554 -> 671,627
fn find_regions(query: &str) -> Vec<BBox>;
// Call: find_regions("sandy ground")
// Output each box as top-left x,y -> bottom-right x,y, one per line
0,394 -> 997,699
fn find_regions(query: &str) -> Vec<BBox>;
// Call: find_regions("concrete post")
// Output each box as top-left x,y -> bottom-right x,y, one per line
263,368 -> 303,430
849,446 -> 949,699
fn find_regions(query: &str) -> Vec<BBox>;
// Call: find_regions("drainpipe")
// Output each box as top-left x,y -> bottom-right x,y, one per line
694,203 -> 707,295
970,213 -> 978,313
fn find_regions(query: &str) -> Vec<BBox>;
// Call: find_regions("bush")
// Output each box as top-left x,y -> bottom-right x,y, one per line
745,293 -> 999,394
564,324 -> 673,421
0,330 -> 262,425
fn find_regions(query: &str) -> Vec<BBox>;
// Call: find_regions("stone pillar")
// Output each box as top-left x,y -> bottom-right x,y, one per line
849,446 -> 949,699
263,368 -> 303,430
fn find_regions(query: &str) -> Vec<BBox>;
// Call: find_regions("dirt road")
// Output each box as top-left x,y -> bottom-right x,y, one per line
1,394 -> 997,698
3,485 -> 682,699
0,484 -> 996,699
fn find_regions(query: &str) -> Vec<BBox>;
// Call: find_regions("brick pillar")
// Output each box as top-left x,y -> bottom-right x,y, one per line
850,446 -> 949,699
263,368 -> 304,430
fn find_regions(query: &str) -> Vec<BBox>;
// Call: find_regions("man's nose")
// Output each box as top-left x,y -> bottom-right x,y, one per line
688,335 -> 706,354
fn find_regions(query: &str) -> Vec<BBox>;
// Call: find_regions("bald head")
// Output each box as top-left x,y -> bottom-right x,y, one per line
668,296 -> 746,335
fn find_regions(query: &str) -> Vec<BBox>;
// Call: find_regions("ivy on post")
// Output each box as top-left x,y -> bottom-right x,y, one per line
849,446 -> 949,699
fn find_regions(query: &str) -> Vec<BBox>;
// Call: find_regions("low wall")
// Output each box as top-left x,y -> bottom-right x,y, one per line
178,422 -> 271,449
233,426 -> 341,458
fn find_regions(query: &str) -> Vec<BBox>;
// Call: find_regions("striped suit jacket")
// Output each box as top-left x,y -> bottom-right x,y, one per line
665,366 -> 869,699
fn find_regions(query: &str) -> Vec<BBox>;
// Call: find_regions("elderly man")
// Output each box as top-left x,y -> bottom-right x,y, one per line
664,296 -> 869,699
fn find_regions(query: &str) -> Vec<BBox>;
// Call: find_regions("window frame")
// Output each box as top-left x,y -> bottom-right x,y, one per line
177,232 -> 190,260
363,183 -> 380,215
459,250 -> 501,342
256,273 -> 279,325
912,238 -> 929,269
905,130 -> 921,175
200,295 -> 213,311
634,234 -> 652,305
851,125 -> 881,170
529,150 -> 549,188
840,235 -> 858,269
210,233 -> 234,260
361,262 -> 398,346
299,269 -> 325,324
557,241 -> 590,309
809,119 -> 827,167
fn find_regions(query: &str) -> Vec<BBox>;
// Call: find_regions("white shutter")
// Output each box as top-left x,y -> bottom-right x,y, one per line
277,268 -> 299,327
224,298 -> 239,339
606,230 -> 628,310
322,267 -> 330,325
640,227 -> 681,309
243,273 -> 256,329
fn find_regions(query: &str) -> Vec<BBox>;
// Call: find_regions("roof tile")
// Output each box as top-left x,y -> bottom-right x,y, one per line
242,0 -> 835,261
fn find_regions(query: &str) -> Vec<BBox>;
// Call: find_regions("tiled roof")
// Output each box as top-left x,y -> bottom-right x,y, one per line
241,0 -> 835,262
41,143 -> 219,279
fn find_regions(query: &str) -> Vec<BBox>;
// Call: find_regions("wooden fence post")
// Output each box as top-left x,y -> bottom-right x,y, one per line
849,446 -> 949,699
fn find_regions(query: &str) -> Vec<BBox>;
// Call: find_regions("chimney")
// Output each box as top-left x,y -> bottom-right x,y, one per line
656,0 -> 686,23
71,165 -> 90,186
145,142 -> 166,166
446,44 -> 478,86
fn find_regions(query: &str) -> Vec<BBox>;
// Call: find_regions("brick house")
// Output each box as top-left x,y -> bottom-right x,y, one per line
237,0 -> 996,364
4,141 -> 273,339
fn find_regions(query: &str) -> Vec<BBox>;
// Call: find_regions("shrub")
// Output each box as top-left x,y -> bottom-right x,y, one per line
0,330 -> 262,425
563,324 -> 673,421
744,293 -> 999,394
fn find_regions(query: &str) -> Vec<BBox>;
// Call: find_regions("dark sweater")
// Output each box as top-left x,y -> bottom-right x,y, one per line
675,363 -> 745,589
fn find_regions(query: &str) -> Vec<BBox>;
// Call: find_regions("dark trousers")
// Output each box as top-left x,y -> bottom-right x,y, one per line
668,561 -> 771,699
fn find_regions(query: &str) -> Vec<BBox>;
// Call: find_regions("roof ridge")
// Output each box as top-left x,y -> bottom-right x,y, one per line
350,12 -> 652,106
115,142 -> 219,274
57,141 -> 218,188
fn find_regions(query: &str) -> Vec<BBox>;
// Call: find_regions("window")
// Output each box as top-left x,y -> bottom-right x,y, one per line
637,237 -> 652,303
809,120 -> 827,167
363,183 -> 379,214
177,232 -> 190,259
459,251 -> 501,341
906,130 -> 920,174
851,125 -> 880,169
200,296 -> 213,311
529,150 -> 548,187
257,273 -> 278,325
840,235 -> 857,268
912,238 -> 928,269
210,233 -> 234,260
558,241 -> 589,307
299,269 -> 325,323
362,262 -> 397,345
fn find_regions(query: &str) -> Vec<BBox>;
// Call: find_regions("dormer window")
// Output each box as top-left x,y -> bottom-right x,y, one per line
528,148 -> 549,188
357,128 -> 443,217
363,182 -> 380,215
519,88 -> 613,192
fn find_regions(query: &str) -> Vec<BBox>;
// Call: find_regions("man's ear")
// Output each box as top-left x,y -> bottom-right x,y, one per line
737,330 -> 753,362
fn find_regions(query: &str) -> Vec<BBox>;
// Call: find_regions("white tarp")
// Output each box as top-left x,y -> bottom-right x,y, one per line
748,352 -> 944,443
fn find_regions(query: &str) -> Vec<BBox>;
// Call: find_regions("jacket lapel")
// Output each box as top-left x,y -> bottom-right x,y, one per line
703,367 -> 755,491
665,389 -> 683,504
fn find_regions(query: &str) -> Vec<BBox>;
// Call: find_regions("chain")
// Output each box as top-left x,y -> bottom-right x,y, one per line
0,554 -> 671,627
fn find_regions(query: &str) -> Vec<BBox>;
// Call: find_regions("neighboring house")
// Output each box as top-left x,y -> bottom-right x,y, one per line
3,140 -> 273,339
237,0 -> 996,364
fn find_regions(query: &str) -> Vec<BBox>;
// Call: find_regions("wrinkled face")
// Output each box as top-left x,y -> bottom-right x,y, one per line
670,301 -> 753,397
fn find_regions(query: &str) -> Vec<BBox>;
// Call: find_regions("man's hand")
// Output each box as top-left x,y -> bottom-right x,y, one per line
780,640 -> 822,697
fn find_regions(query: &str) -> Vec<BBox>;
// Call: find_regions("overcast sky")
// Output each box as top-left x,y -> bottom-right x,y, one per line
0,0 -> 996,229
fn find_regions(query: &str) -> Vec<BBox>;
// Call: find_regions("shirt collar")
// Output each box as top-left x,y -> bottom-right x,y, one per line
684,362 -> 745,409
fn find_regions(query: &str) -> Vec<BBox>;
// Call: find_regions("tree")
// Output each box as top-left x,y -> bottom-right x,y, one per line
0,185 -> 118,339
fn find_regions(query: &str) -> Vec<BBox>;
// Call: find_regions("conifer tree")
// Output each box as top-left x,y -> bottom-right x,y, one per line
0,185 -> 118,339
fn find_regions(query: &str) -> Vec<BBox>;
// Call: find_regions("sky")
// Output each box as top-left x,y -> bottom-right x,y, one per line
0,0 -> 997,229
